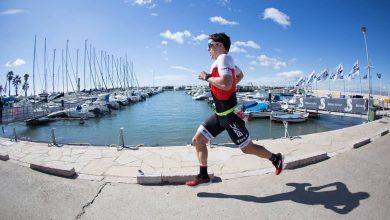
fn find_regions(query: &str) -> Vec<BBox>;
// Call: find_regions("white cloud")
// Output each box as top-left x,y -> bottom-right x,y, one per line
0,9 -> 26,15
234,41 -> 260,49
276,70 -> 304,79
132,0 -> 152,6
170,66 -> 196,73
5,58 -> 26,67
263,8 -> 290,28
230,40 -> 260,53
193,34 -> 208,42
148,4 -> 157,9
210,16 -> 239,25
151,12 -> 158,16
230,45 -> 247,53
255,55 -> 287,69
160,30 -> 191,44
161,41 -> 168,45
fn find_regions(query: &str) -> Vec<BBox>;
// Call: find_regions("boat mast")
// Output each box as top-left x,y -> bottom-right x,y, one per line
89,44 -> 94,90
93,48 -> 99,90
125,56 -> 129,89
98,50 -> 107,90
83,39 -> 87,91
114,57 -> 122,89
65,40 -> 69,94
119,58 -> 123,89
76,48 -> 79,92
132,61 -> 139,88
62,49 -> 65,93
106,52 -> 114,89
112,55 -> 117,89
44,38 -> 47,93
32,35 -> 37,99
52,49 -> 56,94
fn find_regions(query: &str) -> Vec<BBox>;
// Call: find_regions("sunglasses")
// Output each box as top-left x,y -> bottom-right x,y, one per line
208,42 -> 220,49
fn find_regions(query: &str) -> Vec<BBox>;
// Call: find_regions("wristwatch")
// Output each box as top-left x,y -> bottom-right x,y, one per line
205,73 -> 212,81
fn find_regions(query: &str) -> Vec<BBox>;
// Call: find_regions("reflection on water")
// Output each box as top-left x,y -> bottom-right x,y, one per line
2,91 -> 365,146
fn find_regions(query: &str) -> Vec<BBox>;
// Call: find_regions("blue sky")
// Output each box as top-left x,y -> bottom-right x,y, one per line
1,0 -> 389,95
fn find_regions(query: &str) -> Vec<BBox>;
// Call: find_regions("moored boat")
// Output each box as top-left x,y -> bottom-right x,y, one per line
270,112 -> 309,123
25,116 -> 54,126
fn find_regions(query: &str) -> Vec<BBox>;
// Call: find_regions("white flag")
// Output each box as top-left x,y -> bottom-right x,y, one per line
295,76 -> 306,87
334,63 -> 344,81
329,70 -> 336,80
347,60 -> 359,80
316,68 -> 329,82
306,70 -> 316,85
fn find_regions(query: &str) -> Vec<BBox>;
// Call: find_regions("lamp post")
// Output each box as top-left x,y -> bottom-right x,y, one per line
361,26 -> 373,121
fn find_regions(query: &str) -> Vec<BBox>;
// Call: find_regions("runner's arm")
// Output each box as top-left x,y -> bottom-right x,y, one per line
199,71 -> 233,91
236,68 -> 244,84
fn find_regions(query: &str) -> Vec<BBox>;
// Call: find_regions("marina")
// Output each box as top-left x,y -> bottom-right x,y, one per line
1,90 -> 366,146
1,1 -> 390,219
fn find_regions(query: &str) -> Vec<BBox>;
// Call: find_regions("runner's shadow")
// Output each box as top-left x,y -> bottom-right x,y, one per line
197,182 -> 369,214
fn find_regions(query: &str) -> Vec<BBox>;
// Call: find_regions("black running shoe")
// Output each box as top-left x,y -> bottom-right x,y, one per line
273,152 -> 284,175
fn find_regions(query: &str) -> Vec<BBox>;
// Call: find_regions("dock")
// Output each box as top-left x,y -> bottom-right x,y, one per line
1,116 -> 389,184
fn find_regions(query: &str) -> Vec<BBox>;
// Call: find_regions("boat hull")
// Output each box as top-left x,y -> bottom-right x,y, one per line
270,112 -> 309,122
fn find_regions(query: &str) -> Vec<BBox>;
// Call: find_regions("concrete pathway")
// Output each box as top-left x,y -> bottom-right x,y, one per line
0,116 -> 389,184
1,129 -> 390,220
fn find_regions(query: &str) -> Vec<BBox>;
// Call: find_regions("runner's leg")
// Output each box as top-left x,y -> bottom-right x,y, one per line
241,141 -> 272,158
192,131 -> 209,166
187,115 -> 224,186
223,113 -> 284,175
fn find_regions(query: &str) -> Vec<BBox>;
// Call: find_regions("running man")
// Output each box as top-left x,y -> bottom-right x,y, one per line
186,33 -> 284,186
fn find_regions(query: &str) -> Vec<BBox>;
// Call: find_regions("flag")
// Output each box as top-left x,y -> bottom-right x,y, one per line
377,73 -> 381,79
334,63 -> 344,81
306,70 -> 316,85
317,68 -> 329,81
329,70 -> 337,80
347,60 -> 359,80
295,76 -> 306,87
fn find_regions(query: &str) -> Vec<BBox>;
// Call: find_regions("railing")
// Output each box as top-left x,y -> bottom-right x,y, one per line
0,102 -> 82,124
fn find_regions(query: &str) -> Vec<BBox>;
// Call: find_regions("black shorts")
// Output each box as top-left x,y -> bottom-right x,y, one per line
197,112 -> 251,148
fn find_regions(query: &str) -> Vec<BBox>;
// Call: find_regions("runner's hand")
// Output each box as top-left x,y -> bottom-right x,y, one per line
198,71 -> 208,81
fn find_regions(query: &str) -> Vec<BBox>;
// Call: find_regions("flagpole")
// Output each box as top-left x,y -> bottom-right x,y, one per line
379,74 -> 382,97
343,78 -> 346,96
361,26 -> 373,121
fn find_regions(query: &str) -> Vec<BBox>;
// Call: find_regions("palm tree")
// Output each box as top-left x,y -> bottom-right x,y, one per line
12,75 -> 22,96
23,73 -> 30,97
22,82 -> 29,97
6,71 -> 14,96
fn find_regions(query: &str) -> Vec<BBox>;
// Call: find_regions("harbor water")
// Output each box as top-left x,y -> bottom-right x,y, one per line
2,91 -> 365,146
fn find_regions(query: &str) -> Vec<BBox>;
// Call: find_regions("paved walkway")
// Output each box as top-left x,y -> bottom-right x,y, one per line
1,116 -> 389,184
